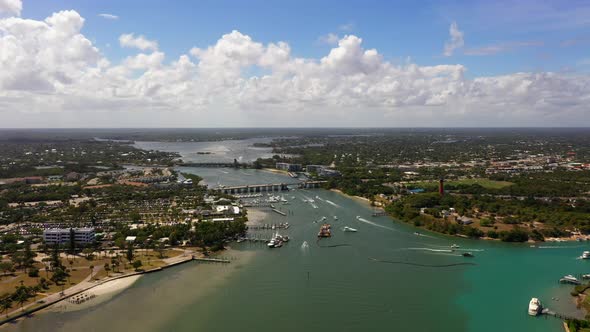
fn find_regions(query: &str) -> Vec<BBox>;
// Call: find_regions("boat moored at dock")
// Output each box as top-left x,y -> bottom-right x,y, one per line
528,298 -> 542,316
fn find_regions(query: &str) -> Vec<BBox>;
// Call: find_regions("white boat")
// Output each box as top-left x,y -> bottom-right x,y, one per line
333,216 -> 338,220
581,251 -> 590,259
451,244 -> 460,249
582,274 -> 590,279
560,275 -> 581,284
356,216 -> 361,219
321,216 -> 327,221
343,226 -> 358,232
528,298 -> 542,316
267,232 -> 288,248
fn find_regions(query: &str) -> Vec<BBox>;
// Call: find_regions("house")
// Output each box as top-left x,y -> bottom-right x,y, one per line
457,216 -> 473,225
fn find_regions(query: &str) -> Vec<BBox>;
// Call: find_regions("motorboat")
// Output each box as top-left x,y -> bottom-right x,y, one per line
528,298 -> 542,316
333,216 -> 338,220
451,244 -> 460,249
462,252 -> 474,257
318,224 -> 331,238
560,275 -> 581,284
321,216 -> 327,221
581,251 -> 590,259
267,232 -> 286,248
343,226 -> 358,232
414,232 -> 422,236
356,216 -> 361,219
582,274 -> 590,279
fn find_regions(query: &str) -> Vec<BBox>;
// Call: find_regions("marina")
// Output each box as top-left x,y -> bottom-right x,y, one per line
16,165 -> 589,332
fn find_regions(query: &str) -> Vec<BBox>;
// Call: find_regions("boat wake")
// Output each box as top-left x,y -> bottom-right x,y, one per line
324,200 -> 340,207
403,247 -> 454,253
369,258 -> 476,268
301,241 -> 310,252
356,217 -> 397,232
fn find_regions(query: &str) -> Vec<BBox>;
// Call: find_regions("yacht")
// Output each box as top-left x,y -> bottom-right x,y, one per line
267,233 -> 283,248
560,275 -> 581,284
343,226 -> 358,232
581,251 -> 590,259
528,298 -> 542,316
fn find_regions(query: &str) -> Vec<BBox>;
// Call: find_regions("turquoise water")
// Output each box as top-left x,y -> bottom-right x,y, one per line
14,177 -> 586,332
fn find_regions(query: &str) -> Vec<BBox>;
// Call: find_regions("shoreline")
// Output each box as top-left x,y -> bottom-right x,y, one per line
330,189 -> 373,207
330,188 -> 584,244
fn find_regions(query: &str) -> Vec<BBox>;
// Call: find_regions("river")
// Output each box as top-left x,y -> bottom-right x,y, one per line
13,141 -> 590,332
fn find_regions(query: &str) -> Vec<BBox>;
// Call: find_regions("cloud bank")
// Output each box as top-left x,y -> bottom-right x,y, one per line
0,9 -> 589,127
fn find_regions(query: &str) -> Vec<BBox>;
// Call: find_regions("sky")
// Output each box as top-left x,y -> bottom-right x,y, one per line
0,0 -> 589,128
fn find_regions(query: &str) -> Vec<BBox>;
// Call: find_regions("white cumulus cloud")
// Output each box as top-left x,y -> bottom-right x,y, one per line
0,0 -> 21,16
119,33 -> 158,51
0,11 -> 589,127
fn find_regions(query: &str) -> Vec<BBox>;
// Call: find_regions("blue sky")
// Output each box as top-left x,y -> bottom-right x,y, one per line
0,0 -> 589,127
22,0 -> 590,77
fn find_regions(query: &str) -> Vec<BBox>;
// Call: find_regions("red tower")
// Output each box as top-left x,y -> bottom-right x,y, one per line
439,178 -> 444,196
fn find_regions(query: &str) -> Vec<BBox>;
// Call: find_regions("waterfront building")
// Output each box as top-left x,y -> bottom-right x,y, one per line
306,165 -> 326,173
276,163 -> 302,172
43,227 -> 95,245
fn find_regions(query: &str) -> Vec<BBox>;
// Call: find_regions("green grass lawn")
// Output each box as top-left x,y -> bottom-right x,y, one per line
415,178 -> 513,190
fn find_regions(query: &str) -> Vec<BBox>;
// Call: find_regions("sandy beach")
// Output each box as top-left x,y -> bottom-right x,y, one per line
48,275 -> 142,313
330,189 -> 372,206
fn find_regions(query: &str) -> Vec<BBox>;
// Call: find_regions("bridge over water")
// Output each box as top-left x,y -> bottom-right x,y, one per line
216,181 -> 327,194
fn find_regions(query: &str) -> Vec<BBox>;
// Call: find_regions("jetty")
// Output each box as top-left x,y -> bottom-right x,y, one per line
272,208 -> 287,216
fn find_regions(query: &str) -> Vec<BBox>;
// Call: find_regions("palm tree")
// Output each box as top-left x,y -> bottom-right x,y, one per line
1,298 -> 12,317
16,292 -> 27,311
